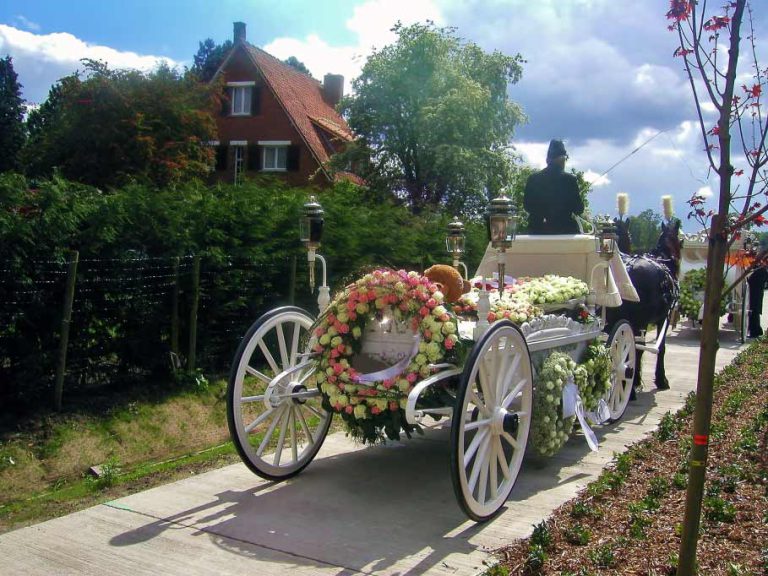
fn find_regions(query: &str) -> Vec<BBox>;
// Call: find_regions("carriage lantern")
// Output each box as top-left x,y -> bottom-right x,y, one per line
487,195 -> 516,249
300,196 -> 324,249
300,196 -> 326,294
446,216 -> 466,256
596,220 -> 618,260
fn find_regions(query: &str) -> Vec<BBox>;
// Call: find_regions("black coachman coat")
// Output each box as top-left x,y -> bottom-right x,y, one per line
523,165 -> 584,234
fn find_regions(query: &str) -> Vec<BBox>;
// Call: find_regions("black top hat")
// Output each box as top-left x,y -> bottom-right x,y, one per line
546,139 -> 568,162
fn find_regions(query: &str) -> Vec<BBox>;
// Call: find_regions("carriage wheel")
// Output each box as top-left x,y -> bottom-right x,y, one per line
603,320 -> 636,422
450,320 -> 533,521
227,306 -> 332,481
739,281 -> 750,344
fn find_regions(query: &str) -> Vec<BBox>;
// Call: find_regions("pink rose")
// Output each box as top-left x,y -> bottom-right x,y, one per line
445,338 -> 455,350
423,330 -> 432,339
419,306 -> 429,317
406,372 -> 417,383
382,379 -> 393,389
339,323 -> 350,334
315,327 -> 325,337
345,405 -> 354,414
330,349 -> 339,358
371,406 -> 382,415
426,298 -> 437,309
440,313 -> 450,322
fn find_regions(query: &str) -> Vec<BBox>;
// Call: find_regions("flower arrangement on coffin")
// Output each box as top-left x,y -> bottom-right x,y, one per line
310,268 -> 468,444
529,342 -> 612,457
452,275 -> 590,323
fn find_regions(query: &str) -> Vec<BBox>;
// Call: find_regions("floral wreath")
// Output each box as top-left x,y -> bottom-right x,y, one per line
311,268 -> 464,444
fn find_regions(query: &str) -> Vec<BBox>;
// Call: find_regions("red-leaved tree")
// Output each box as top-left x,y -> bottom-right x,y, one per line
667,1 -> 767,574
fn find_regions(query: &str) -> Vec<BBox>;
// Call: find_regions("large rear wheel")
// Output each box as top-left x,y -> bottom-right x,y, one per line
450,321 -> 533,521
227,306 -> 332,480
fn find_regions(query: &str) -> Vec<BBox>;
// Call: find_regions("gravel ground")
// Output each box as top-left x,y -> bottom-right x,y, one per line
494,339 -> 768,576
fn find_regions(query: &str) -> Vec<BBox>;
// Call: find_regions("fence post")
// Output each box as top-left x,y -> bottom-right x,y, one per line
288,254 -> 297,305
170,256 -> 180,356
188,255 -> 201,371
53,250 -> 79,411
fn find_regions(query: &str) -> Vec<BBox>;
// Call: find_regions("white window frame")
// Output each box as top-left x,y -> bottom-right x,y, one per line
259,140 -> 291,172
227,81 -> 255,116
233,145 -> 246,185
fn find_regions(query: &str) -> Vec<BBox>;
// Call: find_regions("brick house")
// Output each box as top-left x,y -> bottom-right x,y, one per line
211,22 -> 357,187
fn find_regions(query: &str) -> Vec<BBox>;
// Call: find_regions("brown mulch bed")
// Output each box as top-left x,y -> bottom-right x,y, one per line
494,339 -> 768,576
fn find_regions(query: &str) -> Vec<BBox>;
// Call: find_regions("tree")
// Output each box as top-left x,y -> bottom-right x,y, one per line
190,38 -> 232,82
23,60 -> 218,189
283,56 -> 313,77
628,209 -> 662,253
0,56 -> 26,173
336,22 -> 525,216
667,2 -> 767,573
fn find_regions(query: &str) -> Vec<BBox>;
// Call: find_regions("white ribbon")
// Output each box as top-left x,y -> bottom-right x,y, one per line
562,380 -> 599,452
356,335 -> 421,385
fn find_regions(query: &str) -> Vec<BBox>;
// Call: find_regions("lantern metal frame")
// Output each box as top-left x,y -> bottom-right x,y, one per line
446,216 -> 469,280
299,196 -> 330,311
595,220 -> 618,261
486,194 -> 517,291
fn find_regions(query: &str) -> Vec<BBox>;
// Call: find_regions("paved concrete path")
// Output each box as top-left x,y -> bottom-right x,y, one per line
0,323 -> 748,576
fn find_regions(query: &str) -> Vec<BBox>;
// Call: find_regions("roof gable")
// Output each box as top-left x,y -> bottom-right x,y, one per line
230,44 -> 353,174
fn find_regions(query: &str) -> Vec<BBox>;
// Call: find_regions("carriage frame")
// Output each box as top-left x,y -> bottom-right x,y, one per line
227,215 -> 650,522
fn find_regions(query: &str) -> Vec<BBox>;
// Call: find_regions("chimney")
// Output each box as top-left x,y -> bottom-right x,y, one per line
234,22 -> 246,44
323,74 -> 344,108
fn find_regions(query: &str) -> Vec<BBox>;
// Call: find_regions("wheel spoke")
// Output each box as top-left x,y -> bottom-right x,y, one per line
256,404 -> 286,456
478,359 -> 495,406
246,365 -> 272,385
496,437 -> 511,480
500,430 -> 519,451
477,445 -> 489,504
240,393 -> 266,404
488,439 -> 498,500
272,407 -> 291,466
289,320 -> 302,367
245,405 -> 275,433
463,418 -> 492,432
304,403 -> 324,419
276,322 -> 289,371
463,427 -> 488,468
501,377 -> 528,409
257,338 -> 280,375
468,387 -> 489,417
296,404 -> 315,445
289,407 -> 298,464
468,434 -> 490,493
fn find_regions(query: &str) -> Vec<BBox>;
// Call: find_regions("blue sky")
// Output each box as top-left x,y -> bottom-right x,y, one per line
2,0 -> 767,232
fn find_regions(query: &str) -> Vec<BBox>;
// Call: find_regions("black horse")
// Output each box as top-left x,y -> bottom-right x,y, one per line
607,218 -> 682,391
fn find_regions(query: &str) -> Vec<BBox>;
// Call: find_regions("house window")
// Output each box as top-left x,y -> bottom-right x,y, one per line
232,142 -> 247,184
259,140 -> 291,172
227,82 -> 255,116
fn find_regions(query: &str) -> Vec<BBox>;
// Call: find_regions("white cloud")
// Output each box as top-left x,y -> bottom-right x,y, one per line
264,0 -> 444,94
12,15 -> 40,32
697,185 -> 714,198
0,24 -> 179,104
583,170 -> 610,187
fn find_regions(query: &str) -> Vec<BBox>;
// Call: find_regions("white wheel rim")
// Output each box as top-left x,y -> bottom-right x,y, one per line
605,323 -> 636,420
231,310 -> 331,477
456,325 -> 532,518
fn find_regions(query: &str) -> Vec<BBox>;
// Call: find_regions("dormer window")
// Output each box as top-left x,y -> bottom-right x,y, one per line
227,81 -> 257,116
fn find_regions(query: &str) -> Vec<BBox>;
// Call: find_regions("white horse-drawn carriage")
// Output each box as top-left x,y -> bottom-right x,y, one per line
227,196 -> 646,521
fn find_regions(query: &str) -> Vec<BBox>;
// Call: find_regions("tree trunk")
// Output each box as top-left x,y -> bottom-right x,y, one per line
677,3 -> 745,574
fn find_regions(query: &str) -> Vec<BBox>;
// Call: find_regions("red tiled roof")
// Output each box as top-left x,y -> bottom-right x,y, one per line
242,45 -> 354,175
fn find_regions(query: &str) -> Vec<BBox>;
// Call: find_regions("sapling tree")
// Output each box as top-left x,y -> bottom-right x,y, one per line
666,1 -> 767,574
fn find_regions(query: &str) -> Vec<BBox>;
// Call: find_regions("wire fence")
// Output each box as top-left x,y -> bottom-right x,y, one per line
0,252 -> 312,410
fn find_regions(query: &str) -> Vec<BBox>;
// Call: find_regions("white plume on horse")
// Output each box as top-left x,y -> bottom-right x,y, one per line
617,193 -> 629,218
662,195 -> 674,221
